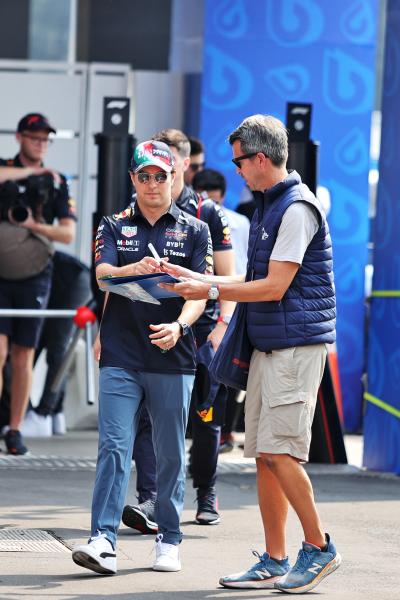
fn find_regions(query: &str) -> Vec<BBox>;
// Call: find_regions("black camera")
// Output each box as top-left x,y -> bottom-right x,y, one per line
0,174 -> 56,223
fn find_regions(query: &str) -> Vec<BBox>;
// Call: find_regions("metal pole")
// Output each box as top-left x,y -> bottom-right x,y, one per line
50,328 -> 83,394
0,309 -> 76,318
0,307 -> 97,406
67,0 -> 78,65
85,322 -> 96,405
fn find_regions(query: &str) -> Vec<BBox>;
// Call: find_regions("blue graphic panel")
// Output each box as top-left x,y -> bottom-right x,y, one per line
200,0 -> 378,431
364,1 -> 400,473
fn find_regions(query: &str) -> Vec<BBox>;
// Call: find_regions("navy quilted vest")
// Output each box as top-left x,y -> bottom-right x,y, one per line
246,171 -> 336,351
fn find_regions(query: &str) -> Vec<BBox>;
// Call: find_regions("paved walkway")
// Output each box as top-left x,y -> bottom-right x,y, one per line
0,431 -> 399,600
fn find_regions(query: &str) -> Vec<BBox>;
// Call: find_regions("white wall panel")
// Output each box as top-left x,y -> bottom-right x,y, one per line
0,62 -> 185,266
0,70 -> 84,133
133,71 -> 184,141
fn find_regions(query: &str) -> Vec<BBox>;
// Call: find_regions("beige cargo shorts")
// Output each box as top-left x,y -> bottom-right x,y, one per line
243,344 -> 327,462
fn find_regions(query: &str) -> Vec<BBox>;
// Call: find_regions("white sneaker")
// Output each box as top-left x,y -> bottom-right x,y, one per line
153,534 -> 181,572
72,533 -> 117,575
20,411 -> 52,437
52,412 -> 66,435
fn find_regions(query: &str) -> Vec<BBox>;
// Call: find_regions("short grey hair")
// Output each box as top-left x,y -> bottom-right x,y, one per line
228,114 -> 288,167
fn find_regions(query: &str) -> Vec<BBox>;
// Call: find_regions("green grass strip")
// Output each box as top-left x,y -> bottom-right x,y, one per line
364,392 -> 400,419
371,291 -> 400,297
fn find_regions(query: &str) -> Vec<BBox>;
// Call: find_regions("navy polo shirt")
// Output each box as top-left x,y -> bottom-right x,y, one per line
95,200 -> 213,374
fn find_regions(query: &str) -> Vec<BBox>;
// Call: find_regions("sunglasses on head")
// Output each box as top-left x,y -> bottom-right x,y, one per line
189,162 -> 205,172
232,152 -> 261,168
136,171 -> 168,184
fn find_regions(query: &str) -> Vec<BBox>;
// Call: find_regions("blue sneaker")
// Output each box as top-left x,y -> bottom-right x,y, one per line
219,550 -> 290,589
275,534 -> 341,593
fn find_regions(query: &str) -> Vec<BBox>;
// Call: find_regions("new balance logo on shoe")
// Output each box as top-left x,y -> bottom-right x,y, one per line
254,569 -> 272,579
308,562 -> 323,575
274,534 -> 341,594
220,550 -> 290,589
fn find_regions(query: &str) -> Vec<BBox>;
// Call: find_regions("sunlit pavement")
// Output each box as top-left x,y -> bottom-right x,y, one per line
0,430 -> 399,600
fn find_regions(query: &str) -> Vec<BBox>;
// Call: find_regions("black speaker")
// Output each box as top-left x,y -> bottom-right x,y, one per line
287,140 -> 319,195
102,97 -> 130,135
286,102 -> 318,194
286,102 -> 312,142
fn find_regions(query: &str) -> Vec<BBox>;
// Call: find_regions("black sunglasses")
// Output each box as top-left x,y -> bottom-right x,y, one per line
232,152 -> 260,168
189,162 -> 205,172
137,171 -> 169,184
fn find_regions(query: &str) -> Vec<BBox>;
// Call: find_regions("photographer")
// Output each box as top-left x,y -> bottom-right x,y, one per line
0,113 -> 76,455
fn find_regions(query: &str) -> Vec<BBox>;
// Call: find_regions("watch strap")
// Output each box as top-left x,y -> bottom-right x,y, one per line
174,320 -> 189,336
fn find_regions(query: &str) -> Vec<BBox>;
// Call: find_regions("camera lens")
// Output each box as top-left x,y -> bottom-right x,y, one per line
10,205 -> 29,222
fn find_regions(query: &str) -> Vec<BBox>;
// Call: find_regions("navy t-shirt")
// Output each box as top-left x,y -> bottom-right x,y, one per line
95,201 -> 213,374
175,186 -> 232,329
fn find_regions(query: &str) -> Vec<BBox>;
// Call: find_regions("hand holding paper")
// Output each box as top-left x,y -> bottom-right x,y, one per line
159,277 -> 211,301
159,261 -> 203,281
99,272 -> 181,305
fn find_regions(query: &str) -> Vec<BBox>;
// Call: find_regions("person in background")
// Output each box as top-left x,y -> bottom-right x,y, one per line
23,252 -> 92,436
236,183 -> 256,222
192,167 -> 250,452
192,168 -> 249,276
184,136 -> 205,186
0,252 -> 91,437
0,113 -> 76,455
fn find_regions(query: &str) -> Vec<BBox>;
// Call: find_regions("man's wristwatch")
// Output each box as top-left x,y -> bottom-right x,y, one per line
217,314 -> 232,326
208,284 -> 220,300
175,320 -> 190,337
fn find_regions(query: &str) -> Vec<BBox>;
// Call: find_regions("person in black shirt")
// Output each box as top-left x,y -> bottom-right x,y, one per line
0,113 -> 76,455
122,129 -> 235,534
72,141 -> 211,575
184,136 -> 205,186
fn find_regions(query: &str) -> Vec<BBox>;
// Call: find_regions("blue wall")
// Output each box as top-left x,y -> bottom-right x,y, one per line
364,0 -> 400,474
200,0 -> 378,431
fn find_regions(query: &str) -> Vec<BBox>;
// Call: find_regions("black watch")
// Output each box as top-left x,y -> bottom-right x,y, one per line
175,320 -> 190,336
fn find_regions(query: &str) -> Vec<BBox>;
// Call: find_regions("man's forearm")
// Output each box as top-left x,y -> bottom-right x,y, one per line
167,260 -> 299,303
219,298 -> 236,319
96,262 -> 140,279
0,166 -> 38,184
199,273 -> 245,284
29,220 -> 75,244
178,299 -> 207,326
216,278 -> 283,302
213,249 -> 237,317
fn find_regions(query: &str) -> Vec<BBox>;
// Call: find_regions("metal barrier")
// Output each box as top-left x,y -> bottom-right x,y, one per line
0,306 -> 97,405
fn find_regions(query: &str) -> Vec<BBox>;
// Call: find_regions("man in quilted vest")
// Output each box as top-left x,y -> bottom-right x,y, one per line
161,114 -> 341,594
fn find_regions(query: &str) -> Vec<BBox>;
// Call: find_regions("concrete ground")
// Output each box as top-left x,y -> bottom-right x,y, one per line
0,432 -> 399,600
